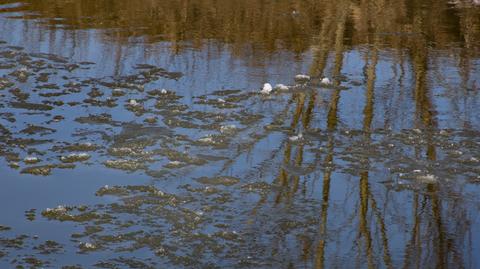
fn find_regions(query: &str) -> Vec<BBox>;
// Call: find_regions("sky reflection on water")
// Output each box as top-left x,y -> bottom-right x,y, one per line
0,0 -> 479,268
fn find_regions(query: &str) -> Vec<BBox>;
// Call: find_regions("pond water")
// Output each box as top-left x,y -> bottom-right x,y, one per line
0,0 -> 479,268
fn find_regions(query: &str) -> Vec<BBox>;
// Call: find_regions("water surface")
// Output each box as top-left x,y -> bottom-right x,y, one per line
0,0 -> 479,268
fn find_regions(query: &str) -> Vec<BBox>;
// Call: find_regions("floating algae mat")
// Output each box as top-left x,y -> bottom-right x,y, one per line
0,0 -> 480,268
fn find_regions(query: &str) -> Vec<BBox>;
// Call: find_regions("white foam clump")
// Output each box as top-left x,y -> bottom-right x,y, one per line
220,124 -> 237,133
45,205 -> 67,214
129,99 -> 139,106
217,98 -> 226,103
416,174 -> 437,183
81,242 -> 96,249
9,162 -> 19,167
155,189 -> 165,196
321,77 -> 332,85
452,150 -> 463,155
274,84 -> 289,91
289,132 -> 303,142
126,82 -> 144,90
24,156 -> 39,163
110,147 -> 137,155
61,153 -> 91,161
260,83 -> 273,94
198,135 -> 215,143
168,161 -> 183,166
112,88 -> 125,97
295,74 -> 310,80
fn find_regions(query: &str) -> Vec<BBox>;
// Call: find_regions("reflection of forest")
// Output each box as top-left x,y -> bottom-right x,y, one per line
248,0 -> 477,267
0,0 -> 479,268
0,0 -> 478,53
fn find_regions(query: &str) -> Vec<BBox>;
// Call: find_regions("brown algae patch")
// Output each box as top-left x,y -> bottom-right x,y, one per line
0,77 -> 14,90
21,164 -> 75,176
0,16 -> 478,267
96,185 -> 165,197
75,113 -> 117,125
21,165 -> 51,176
20,125 -> 55,135
195,176 -> 240,186
34,240 -> 64,254
61,143 -> 98,152
41,205 -> 111,222
78,242 -> 98,252
60,153 -> 91,163
104,159 -> 147,171
10,101 -> 53,111
108,146 -> 153,158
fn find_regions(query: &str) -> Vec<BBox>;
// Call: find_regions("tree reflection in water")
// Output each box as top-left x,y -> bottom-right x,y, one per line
0,0 -> 479,268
